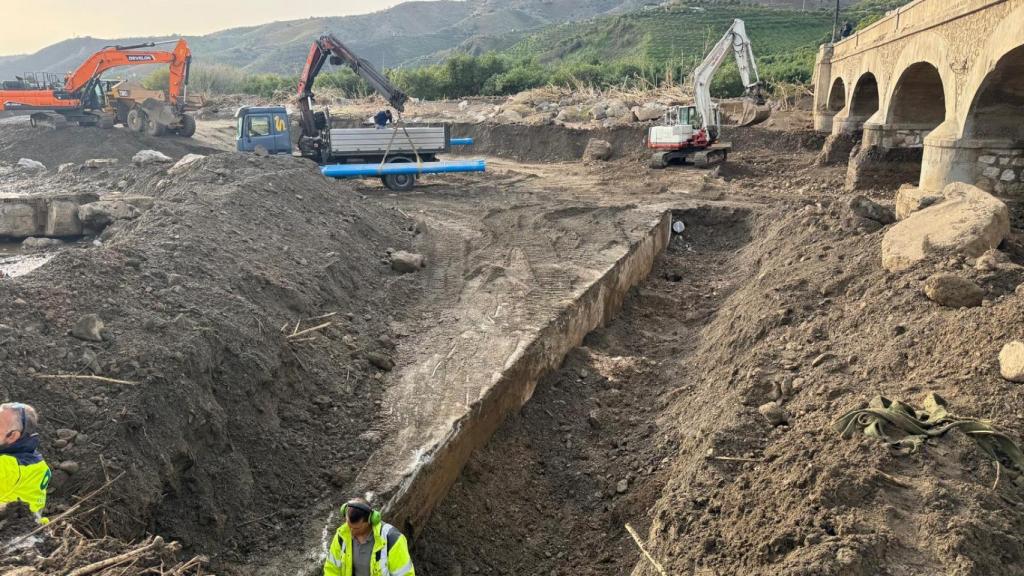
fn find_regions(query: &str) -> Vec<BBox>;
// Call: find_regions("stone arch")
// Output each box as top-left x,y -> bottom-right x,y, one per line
850,72 -> 879,119
959,3 -> 1024,139
963,44 -> 1024,141
886,62 -> 946,127
827,77 -> 846,112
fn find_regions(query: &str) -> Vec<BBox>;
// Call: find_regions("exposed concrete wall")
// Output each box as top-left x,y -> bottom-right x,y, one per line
812,0 -> 1024,191
0,193 -> 98,239
378,211 -> 672,538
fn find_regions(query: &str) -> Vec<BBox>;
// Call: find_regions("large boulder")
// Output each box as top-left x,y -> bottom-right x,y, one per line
583,139 -> 613,162
391,251 -> 425,273
632,103 -> 666,122
881,183 -> 1010,272
169,153 -> 206,174
78,201 -> 142,231
83,158 -> 119,169
16,158 -> 45,172
922,273 -> 984,308
895,185 -> 942,220
132,150 -> 173,165
605,100 -> 629,119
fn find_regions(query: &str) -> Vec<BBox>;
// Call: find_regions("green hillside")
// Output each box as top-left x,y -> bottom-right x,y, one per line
507,4 -> 834,68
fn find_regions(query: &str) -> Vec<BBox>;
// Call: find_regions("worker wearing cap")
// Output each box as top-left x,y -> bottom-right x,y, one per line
323,497 -> 415,576
0,402 -> 51,523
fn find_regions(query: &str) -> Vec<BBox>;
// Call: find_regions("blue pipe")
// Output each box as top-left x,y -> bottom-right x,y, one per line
450,137 -> 474,146
321,160 -> 486,179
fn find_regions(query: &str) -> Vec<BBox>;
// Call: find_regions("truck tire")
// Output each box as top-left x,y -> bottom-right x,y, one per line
127,108 -> 144,132
177,114 -> 196,138
382,172 -> 416,191
145,117 -> 166,137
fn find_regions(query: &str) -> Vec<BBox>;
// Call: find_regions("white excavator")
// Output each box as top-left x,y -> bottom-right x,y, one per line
648,19 -> 770,169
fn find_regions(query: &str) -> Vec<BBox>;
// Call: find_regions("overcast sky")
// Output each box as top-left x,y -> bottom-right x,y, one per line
2,0 -> 407,55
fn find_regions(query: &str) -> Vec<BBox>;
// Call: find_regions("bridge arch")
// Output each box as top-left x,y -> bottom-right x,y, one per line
963,45 -> 1024,142
960,4 -> 1024,140
886,62 -> 946,128
849,72 -> 879,122
827,77 -> 846,112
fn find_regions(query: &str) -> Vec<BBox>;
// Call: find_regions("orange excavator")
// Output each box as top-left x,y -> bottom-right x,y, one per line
0,39 -> 197,137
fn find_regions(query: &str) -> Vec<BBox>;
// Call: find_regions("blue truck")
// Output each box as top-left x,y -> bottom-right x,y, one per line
236,34 -> 483,191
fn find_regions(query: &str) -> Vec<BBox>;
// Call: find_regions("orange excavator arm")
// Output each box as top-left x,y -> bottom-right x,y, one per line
63,39 -> 192,107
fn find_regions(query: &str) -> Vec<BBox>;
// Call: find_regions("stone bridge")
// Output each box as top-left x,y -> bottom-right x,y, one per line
812,0 -> 1024,194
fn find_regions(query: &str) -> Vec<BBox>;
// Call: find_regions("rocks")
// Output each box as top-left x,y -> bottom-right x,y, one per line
587,409 -> 602,429
16,158 -> 45,172
999,341 -> 1024,383
616,478 -> 629,494
582,139 -> 613,162
895,185 -> 941,220
881,183 -> 1010,272
390,251 -> 426,273
21,237 -> 64,251
922,273 -> 984,308
632,103 -> 666,122
555,107 -> 587,124
975,248 -> 1011,271
57,163 -> 76,174
71,314 -> 104,342
758,402 -> 789,426
58,460 -> 80,475
132,150 -> 173,165
366,351 -> 395,371
83,158 -> 119,169
169,153 -> 206,174
848,195 -> 894,224
78,201 -> 142,230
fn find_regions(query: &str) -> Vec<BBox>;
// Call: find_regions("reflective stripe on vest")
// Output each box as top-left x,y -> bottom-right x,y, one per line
379,523 -> 392,576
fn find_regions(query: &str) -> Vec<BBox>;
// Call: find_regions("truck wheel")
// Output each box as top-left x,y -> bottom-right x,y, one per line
127,108 -> 144,132
177,114 -> 196,138
382,173 -> 416,192
145,117 -> 166,137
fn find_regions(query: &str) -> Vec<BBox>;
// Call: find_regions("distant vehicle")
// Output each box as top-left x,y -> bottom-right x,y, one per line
236,34 -> 483,191
0,39 -> 199,137
648,19 -> 770,168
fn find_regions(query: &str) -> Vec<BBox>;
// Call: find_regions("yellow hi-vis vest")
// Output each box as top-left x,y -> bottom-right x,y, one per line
0,454 -> 51,521
324,520 -> 415,576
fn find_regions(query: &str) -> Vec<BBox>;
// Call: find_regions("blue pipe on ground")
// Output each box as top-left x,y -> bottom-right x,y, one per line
321,160 -> 486,179
449,137 -> 474,146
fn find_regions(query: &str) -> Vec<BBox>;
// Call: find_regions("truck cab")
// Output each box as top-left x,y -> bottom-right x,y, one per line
236,106 -> 292,154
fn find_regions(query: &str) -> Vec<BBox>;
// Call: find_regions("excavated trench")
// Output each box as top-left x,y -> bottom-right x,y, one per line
410,204 -> 754,575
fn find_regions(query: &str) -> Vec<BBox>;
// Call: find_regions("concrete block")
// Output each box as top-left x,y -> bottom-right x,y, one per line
45,200 -> 83,237
0,202 -> 40,237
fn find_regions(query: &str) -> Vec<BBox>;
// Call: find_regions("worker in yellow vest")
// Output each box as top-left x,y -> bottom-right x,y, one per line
323,497 -> 415,576
0,402 -> 51,523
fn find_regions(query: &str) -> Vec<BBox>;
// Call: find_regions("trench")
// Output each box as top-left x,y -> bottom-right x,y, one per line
408,205 -> 753,575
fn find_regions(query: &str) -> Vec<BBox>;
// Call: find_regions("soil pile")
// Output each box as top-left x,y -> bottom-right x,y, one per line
0,152 -> 422,572
0,118 -> 218,167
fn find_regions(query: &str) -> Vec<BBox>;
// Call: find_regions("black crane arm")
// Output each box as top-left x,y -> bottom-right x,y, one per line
296,33 -> 408,137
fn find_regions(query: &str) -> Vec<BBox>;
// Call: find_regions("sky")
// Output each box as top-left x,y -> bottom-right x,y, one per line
1,0 -> 407,55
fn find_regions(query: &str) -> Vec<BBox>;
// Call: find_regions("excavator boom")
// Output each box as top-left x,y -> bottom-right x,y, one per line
692,19 -> 769,129
63,39 -> 192,108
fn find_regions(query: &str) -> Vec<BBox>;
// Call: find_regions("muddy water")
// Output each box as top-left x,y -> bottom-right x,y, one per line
0,242 -> 55,277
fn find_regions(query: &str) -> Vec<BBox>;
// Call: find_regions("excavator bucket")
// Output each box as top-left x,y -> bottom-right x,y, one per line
736,100 -> 771,127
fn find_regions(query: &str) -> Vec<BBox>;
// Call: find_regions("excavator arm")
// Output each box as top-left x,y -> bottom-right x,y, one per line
691,19 -> 768,130
63,39 -> 192,110
296,34 -> 408,138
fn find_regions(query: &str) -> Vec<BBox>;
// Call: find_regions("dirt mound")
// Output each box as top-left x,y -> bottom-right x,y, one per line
0,152 -> 421,570
0,117 -> 218,167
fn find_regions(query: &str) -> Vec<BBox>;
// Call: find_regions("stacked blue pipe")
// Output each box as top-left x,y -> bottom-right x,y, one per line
321,159 -> 486,179
450,137 -> 474,146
